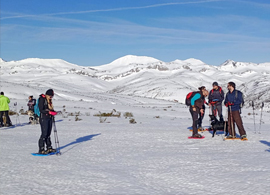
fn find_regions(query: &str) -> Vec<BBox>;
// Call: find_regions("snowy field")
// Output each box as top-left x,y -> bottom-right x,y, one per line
1,95 -> 270,195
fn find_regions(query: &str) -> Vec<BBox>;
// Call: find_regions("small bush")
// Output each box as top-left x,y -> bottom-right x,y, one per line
9,110 -> 17,116
124,112 -> 133,118
129,118 -> 137,124
94,109 -> 121,117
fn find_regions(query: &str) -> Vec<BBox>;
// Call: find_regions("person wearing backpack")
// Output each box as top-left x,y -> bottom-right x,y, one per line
208,82 -> 224,122
187,87 -> 209,138
37,89 -> 58,154
224,82 -> 247,140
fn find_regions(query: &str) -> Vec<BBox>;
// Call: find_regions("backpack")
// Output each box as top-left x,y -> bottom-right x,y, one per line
185,92 -> 196,106
235,90 -> 244,107
34,98 -> 40,117
210,87 -> 222,95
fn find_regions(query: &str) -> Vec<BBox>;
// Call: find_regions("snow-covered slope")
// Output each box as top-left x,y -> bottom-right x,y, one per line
0,56 -> 269,110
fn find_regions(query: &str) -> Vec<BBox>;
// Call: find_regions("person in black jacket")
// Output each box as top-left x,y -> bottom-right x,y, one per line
208,82 -> 224,122
38,89 -> 58,154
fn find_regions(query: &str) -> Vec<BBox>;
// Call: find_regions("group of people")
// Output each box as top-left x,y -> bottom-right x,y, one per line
2,83 -> 247,155
1,89 -> 58,154
188,81 -> 247,139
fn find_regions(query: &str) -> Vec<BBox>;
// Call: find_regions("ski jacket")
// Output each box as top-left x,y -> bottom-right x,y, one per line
38,94 -> 54,119
208,86 -> 224,104
27,99 -> 36,111
224,89 -> 244,111
0,95 -> 10,111
190,91 -> 204,109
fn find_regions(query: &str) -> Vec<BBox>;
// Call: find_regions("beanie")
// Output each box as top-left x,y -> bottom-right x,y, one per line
212,82 -> 218,86
45,89 -> 54,96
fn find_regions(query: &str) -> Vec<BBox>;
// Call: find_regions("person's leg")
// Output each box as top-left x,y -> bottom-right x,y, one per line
38,118 -> 49,152
232,110 -> 246,136
228,109 -> 236,137
190,107 -> 200,136
217,104 -> 223,121
0,111 -> 3,126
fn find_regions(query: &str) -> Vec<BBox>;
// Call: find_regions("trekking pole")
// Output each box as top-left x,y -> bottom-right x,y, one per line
229,105 -> 235,138
251,101 -> 256,133
14,102 -> 21,126
258,102 -> 264,134
52,116 -> 61,155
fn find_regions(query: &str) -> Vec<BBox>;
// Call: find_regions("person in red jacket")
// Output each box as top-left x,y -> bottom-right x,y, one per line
38,89 -> 58,154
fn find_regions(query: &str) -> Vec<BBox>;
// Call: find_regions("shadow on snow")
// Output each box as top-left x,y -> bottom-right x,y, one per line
260,140 -> 270,152
59,133 -> 101,155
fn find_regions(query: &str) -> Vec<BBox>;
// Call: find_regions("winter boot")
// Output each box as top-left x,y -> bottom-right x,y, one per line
241,135 -> 247,140
38,147 -> 46,154
226,135 -> 236,139
192,134 -> 203,138
46,146 -> 56,154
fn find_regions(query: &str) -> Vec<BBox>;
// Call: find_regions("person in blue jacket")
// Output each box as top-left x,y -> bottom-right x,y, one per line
224,82 -> 247,139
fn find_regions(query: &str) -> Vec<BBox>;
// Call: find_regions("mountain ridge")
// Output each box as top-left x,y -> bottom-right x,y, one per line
0,55 -> 269,110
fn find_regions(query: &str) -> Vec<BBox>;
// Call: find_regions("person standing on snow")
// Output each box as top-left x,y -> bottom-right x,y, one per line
197,86 -> 208,131
224,82 -> 247,140
38,89 -> 58,154
189,87 -> 209,138
208,82 -> 224,122
0,92 -> 13,127
27,95 -> 36,124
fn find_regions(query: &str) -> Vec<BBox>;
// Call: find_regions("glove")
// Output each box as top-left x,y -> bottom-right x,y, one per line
49,111 -> 57,116
225,102 -> 234,107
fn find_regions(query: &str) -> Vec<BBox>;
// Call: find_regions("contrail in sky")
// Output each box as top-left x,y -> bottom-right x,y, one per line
1,0 -> 222,20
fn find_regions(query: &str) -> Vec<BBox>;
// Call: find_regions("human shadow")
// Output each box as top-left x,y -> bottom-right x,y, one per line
59,133 -> 101,154
260,140 -> 270,152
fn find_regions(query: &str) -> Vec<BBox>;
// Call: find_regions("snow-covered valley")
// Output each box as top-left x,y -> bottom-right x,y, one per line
1,55 -> 270,194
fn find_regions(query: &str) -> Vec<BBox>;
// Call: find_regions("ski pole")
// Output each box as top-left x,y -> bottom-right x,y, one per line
53,116 -> 61,155
258,102 -> 264,134
229,105 -> 235,138
251,101 -> 256,133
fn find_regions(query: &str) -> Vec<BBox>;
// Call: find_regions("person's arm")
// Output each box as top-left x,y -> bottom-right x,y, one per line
191,93 -> 201,107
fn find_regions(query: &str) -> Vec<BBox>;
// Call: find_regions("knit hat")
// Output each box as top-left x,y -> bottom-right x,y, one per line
212,82 -> 218,86
45,89 -> 54,96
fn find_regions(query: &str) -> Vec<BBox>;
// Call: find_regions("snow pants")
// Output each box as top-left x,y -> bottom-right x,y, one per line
189,107 -> 200,135
0,111 -> 12,126
228,110 -> 246,137
38,117 -> 53,150
211,103 -> 223,121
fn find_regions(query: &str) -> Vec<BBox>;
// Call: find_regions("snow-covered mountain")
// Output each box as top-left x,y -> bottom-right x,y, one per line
0,55 -> 269,110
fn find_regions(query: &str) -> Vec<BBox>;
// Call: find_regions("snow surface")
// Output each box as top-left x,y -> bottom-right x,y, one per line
1,55 -> 270,194
1,94 -> 270,195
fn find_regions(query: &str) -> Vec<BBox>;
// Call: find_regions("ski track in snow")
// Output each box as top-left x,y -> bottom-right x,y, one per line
1,97 -> 270,195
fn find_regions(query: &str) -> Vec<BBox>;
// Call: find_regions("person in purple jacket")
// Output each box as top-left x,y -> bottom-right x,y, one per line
224,82 -> 247,139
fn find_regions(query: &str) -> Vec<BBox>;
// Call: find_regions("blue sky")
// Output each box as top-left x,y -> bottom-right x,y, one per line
1,0 -> 270,66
